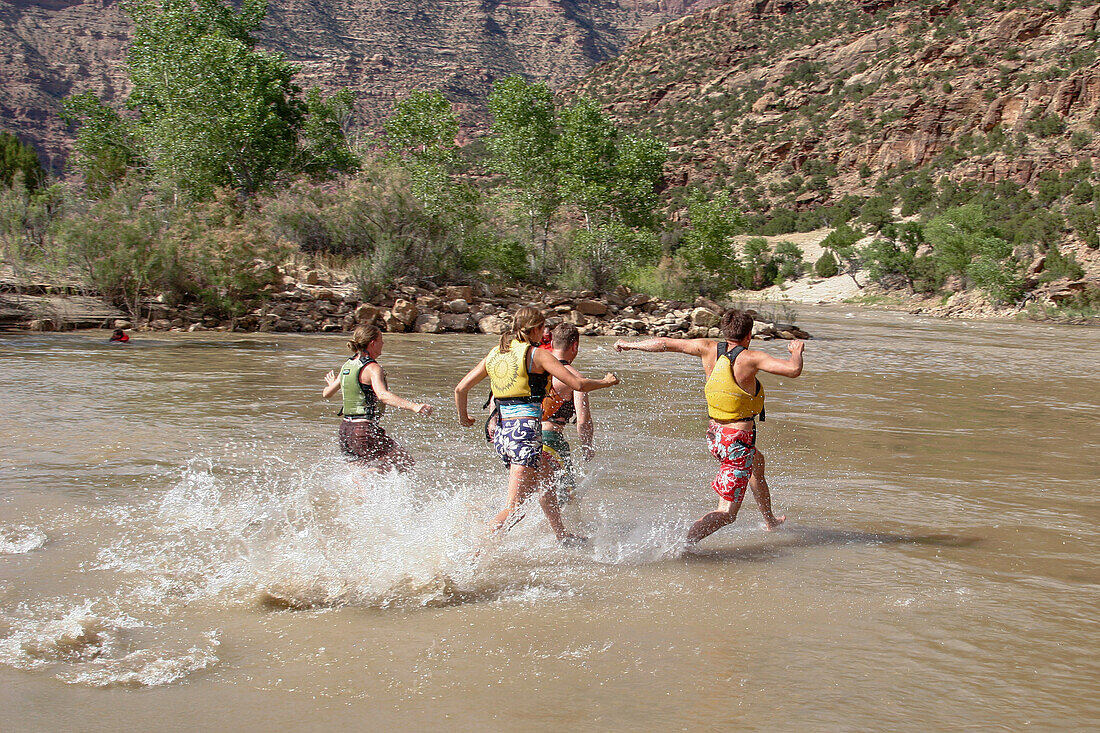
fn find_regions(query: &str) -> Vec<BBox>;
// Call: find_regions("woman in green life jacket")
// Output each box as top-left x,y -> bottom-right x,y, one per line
454,307 -> 619,546
323,324 -> 433,472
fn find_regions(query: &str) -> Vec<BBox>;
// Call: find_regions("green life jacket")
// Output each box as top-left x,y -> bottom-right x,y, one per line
340,355 -> 383,419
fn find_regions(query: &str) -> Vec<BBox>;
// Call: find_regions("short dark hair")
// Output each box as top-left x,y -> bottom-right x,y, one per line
720,309 -> 754,341
551,322 -> 580,350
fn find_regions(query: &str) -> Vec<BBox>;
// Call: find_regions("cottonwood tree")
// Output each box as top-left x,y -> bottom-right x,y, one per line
487,76 -> 560,253
63,0 -> 357,199
555,97 -> 667,290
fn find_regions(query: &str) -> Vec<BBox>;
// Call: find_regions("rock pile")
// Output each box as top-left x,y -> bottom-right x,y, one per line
125,267 -> 811,340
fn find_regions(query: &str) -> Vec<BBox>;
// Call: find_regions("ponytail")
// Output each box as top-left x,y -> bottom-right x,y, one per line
498,306 -> 546,351
347,324 -> 381,354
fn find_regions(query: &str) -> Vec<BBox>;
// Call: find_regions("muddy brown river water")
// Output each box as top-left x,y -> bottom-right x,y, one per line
1,306 -> 1097,731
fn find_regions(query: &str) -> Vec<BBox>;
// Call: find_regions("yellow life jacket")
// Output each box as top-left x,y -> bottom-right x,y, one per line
704,343 -> 765,421
486,339 -> 548,403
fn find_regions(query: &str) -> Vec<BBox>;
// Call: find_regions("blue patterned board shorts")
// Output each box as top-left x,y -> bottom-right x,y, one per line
493,402 -> 543,468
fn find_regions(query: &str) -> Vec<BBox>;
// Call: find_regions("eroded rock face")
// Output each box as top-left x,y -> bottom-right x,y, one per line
1,0 -> 718,168
571,1 -> 1100,200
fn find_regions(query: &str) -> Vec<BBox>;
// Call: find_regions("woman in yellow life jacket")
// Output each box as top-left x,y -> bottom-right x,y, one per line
323,325 -> 433,472
454,307 -> 620,546
615,309 -> 804,546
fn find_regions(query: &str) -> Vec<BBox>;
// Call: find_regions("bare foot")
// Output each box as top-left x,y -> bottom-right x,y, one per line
762,515 -> 786,531
559,533 -> 589,548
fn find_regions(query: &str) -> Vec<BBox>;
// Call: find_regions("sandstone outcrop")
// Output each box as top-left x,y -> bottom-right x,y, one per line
571,1 -> 1100,205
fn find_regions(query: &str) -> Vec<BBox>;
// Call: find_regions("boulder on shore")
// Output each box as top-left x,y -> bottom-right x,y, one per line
478,314 -> 508,334
414,313 -> 443,333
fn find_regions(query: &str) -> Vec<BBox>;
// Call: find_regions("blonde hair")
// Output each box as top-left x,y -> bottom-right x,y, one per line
499,306 -> 545,351
347,324 -> 381,354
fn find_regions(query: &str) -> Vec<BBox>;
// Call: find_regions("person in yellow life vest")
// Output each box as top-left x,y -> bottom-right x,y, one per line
540,323 -> 599,506
322,325 -> 433,472
454,307 -> 619,547
614,309 -> 804,546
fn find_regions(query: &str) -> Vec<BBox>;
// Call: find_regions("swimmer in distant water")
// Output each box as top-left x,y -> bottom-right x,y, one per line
109,329 -> 129,343
454,307 -> 619,546
615,309 -> 803,545
322,325 -> 432,472
540,323 -> 599,506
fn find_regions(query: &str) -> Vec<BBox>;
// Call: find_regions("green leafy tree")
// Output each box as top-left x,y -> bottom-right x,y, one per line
821,223 -> 864,287
859,195 -> 895,231
773,240 -> 805,281
681,189 -> 746,294
556,98 -> 618,231
65,0 -> 356,199
61,93 -> 142,197
487,76 -> 560,249
743,237 -> 778,288
0,132 -> 47,192
553,97 -> 666,289
384,90 -> 460,209
924,204 -> 1022,302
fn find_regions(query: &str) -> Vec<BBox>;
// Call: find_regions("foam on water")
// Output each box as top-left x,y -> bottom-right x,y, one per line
0,446 -> 689,686
0,524 -> 47,554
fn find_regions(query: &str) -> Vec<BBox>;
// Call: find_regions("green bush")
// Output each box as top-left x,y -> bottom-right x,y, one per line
1039,245 -> 1085,283
0,132 -> 46,192
1025,114 -> 1066,138
814,251 -> 838,277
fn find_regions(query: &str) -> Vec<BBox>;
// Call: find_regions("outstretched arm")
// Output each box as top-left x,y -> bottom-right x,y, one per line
533,348 -> 619,393
366,364 -> 432,415
614,337 -> 713,357
749,340 -> 805,378
454,359 -> 488,427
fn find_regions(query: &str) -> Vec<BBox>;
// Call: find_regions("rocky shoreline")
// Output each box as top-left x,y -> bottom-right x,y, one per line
1,264 -> 811,340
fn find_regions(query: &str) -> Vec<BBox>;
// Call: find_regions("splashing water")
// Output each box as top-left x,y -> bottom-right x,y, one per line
0,525 -> 47,555
0,445 -> 690,687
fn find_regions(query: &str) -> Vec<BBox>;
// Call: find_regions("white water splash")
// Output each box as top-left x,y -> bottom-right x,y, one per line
0,524 -> 47,554
0,448 -> 689,687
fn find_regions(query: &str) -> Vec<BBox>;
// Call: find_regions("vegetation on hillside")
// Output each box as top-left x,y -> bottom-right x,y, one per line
2,0 -> 1098,321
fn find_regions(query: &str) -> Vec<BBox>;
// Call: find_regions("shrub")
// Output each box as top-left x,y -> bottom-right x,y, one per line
1039,245 -> 1085,283
1025,114 -> 1066,138
814,251 -> 838,277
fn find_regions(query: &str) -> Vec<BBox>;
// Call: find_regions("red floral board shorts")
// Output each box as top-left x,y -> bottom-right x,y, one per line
338,418 -> 397,462
706,421 -> 757,502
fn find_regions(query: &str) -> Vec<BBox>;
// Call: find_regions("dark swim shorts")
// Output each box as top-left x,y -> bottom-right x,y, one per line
338,418 -> 398,462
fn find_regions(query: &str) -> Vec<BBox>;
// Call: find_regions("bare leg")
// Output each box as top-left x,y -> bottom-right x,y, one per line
686,495 -> 745,545
535,459 -> 586,544
747,450 -> 785,530
488,464 -> 539,536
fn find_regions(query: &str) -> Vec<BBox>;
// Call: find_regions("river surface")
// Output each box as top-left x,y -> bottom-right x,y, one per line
1,307 -> 1097,731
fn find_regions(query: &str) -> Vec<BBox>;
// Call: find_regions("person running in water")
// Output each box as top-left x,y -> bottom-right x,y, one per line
615,309 -> 803,545
455,307 -> 619,546
540,323 -> 597,506
323,325 -> 432,472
